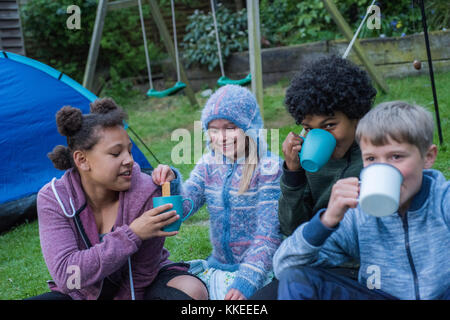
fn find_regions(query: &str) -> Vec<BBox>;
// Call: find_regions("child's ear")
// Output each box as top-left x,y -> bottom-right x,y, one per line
73,150 -> 90,172
423,144 -> 438,169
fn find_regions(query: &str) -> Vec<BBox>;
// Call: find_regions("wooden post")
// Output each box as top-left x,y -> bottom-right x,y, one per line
107,0 -> 138,11
147,0 -> 198,107
83,0 -> 109,91
322,0 -> 389,93
246,0 -> 264,118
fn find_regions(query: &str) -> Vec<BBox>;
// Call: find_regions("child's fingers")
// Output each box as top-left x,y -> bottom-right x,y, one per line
347,198 -> 359,209
161,165 -> 176,184
157,166 -> 164,185
224,291 -> 232,300
333,197 -> 359,213
154,210 -> 178,223
158,211 -> 179,225
339,177 -> 360,187
151,168 -> 160,185
157,230 -> 179,238
335,187 -> 359,198
288,132 -> 303,144
292,144 -> 302,153
161,165 -> 170,184
148,203 -> 173,216
341,196 -> 359,207
283,133 -> 303,156
153,164 -> 169,185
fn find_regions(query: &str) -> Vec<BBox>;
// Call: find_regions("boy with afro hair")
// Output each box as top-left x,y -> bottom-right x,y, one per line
279,55 -> 377,237
250,55 -> 377,299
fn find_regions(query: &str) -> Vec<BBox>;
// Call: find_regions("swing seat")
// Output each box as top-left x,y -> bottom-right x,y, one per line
146,81 -> 186,98
217,74 -> 251,87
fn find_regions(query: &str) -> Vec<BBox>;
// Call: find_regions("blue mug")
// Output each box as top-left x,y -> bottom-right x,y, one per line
153,195 -> 194,232
299,129 -> 336,172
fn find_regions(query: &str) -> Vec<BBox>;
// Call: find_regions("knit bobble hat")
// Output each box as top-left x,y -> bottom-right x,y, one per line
201,85 -> 267,157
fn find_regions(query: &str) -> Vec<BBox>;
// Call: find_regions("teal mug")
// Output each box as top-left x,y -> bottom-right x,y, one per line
153,195 -> 194,232
299,129 -> 337,172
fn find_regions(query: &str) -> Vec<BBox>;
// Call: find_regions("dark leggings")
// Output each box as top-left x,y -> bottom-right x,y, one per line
278,266 -> 398,300
278,266 -> 450,300
250,267 -> 358,300
26,264 -> 206,300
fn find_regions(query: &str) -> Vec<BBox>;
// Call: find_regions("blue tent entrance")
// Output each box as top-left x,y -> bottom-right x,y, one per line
0,51 -> 153,233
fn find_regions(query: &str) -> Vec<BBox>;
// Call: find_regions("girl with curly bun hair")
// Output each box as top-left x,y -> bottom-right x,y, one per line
30,98 -> 208,300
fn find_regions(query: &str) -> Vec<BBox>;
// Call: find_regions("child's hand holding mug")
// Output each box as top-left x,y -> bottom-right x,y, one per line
151,164 -> 194,233
129,203 -> 180,240
282,130 -> 305,171
321,177 -> 359,228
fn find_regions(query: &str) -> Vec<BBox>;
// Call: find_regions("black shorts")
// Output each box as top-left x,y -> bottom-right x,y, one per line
144,262 -> 208,300
26,262 -> 207,300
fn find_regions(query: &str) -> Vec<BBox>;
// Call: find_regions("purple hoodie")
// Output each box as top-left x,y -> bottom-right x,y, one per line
36,162 -> 182,300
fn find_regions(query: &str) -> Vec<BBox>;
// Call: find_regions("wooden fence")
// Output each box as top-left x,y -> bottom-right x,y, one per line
160,30 -> 450,91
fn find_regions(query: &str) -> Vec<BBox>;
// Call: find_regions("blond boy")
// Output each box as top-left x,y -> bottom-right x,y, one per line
274,101 -> 449,300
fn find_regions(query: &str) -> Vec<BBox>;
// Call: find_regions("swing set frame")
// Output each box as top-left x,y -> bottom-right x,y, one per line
137,0 -> 186,98
82,0 -> 266,110
82,0 -> 198,106
83,0 -> 443,139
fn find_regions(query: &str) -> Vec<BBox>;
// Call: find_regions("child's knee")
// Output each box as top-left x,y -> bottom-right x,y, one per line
278,266 -> 316,300
167,275 -> 209,300
279,266 -> 311,284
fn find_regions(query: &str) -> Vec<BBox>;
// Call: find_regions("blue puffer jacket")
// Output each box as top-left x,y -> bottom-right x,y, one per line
274,169 -> 450,300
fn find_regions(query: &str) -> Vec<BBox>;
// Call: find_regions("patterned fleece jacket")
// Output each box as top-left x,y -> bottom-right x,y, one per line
181,152 -> 284,298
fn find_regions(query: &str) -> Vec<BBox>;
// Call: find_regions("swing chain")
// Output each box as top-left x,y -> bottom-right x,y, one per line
137,0 -> 154,90
210,0 -> 226,78
138,0 -> 183,91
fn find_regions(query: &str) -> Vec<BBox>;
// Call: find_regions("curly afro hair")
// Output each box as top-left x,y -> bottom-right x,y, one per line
90,97 -> 118,114
55,106 -> 83,137
284,55 -> 377,125
48,97 -> 128,170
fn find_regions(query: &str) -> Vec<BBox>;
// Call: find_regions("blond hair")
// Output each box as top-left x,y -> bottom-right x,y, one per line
355,101 -> 434,156
238,136 -> 258,194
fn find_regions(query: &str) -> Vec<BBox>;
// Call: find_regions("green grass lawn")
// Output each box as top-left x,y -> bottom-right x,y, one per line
1,71 -> 448,300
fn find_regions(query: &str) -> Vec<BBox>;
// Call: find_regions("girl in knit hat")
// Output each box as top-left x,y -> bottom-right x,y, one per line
152,85 -> 283,300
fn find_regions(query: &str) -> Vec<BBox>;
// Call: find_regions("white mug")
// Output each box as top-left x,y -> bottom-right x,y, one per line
359,163 -> 403,217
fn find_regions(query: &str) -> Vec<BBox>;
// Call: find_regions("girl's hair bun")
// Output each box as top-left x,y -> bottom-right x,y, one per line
90,98 -> 118,114
47,145 -> 73,170
56,106 -> 83,137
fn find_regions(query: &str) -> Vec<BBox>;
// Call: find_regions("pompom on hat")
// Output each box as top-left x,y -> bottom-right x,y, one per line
201,85 -> 267,157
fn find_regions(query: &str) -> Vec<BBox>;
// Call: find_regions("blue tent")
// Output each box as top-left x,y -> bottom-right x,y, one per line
0,51 -> 152,233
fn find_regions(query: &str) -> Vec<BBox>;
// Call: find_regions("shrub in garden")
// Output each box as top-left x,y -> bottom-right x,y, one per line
181,3 -> 248,72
